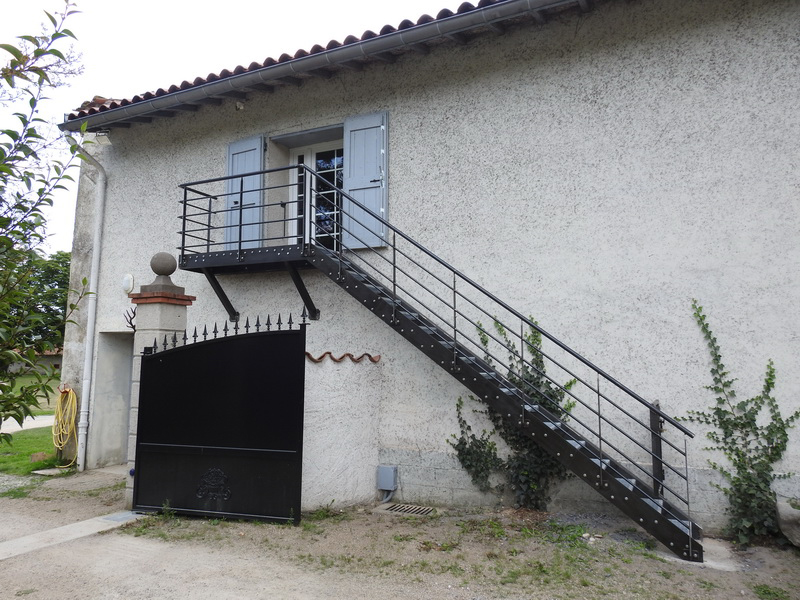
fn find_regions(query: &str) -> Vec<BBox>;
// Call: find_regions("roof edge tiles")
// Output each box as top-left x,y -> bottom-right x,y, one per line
60,0 -> 586,132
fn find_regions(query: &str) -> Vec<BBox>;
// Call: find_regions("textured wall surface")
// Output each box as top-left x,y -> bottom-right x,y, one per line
67,0 -> 799,531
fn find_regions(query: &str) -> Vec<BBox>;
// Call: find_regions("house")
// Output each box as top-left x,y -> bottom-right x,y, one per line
59,0 -> 799,562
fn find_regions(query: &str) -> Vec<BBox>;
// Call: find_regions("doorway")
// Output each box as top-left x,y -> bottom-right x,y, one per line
290,141 -> 344,250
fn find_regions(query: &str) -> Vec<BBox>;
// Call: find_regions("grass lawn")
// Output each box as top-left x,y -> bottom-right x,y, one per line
0,426 -> 60,475
10,373 -> 59,416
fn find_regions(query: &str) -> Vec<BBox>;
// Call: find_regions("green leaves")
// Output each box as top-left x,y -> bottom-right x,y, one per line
451,320 -> 573,510
0,44 -> 25,63
1,3 -> 84,443
683,300 -> 800,545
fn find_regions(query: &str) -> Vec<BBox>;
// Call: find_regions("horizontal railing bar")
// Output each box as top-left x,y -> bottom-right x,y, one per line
180,163 -> 310,188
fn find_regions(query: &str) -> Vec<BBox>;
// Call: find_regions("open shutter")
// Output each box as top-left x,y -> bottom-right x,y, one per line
342,112 -> 387,249
225,136 -> 264,250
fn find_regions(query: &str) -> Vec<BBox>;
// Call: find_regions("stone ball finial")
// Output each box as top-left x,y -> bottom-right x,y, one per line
150,252 -> 177,277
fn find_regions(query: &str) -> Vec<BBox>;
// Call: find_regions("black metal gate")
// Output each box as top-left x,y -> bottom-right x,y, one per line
133,323 -> 305,523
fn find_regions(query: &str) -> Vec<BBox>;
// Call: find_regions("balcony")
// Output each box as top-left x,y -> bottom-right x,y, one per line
178,164 -> 348,275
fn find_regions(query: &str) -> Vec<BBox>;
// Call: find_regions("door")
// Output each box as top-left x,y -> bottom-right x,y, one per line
225,136 -> 264,250
342,112 -> 387,249
290,142 -> 344,250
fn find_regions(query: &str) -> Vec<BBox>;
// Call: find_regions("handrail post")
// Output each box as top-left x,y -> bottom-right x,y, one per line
597,375 -> 603,489
305,167 -> 315,254
180,187 -> 188,266
392,231 -> 397,323
206,195 -> 212,253
650,401 -> 665,498
452,272 -> 457,368
237,177 -> 244,261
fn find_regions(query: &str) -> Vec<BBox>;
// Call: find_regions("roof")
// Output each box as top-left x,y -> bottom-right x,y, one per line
60,0 -> 591,132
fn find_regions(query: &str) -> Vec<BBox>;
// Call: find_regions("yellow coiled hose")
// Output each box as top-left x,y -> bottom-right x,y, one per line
53,386 -> 77,467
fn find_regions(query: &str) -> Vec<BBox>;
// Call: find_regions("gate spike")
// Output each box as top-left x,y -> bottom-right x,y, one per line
223,321 -> 229,337
171,332 -> 178,348
202,325 -> 208,341
301,306 -> 308,324
152,338 -> 158,353
244,317 -> 250,334
277,313 -> 283,330
182,329 -> 188,345
193,327 -> 198,343
266,315 -> 271,331
162,335 -> 168,351
255,316 -> 261,332
213,323 -> 218,339
233,319 -> 240,335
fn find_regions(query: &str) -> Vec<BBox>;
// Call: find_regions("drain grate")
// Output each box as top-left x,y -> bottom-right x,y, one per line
374,502 -> 435,516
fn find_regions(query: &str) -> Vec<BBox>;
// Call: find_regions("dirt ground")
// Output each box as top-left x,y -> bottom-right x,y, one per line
1,470 -> 799,600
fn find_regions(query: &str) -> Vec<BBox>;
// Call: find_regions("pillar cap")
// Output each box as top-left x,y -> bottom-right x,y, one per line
131,252 -> 193,302
141,252 -> 184,294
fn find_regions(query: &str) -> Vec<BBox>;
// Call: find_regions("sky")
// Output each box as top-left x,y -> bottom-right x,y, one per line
3,0 -> 455,253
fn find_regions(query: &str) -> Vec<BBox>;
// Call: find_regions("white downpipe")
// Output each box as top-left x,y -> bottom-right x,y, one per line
76,147 -> 107,472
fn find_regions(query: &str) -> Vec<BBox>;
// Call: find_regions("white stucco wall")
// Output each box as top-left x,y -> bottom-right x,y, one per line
66,0 -> 799,532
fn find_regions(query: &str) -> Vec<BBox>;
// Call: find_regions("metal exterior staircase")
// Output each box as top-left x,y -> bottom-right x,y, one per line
308,245 -> 703,561
178,164 -> 704,561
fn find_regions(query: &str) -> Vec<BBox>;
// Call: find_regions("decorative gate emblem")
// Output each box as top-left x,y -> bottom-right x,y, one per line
196,468 -> 232,500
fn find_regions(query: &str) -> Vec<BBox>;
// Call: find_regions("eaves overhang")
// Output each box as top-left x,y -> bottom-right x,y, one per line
59,0 -> 590,133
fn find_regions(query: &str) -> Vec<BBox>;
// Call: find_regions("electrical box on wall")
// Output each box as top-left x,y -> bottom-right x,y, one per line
377,465 -> 397,491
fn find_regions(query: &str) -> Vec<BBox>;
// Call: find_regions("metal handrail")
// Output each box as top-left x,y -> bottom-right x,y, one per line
179,163 -> 692,434
298,163 -> 692,436
178,163 -> 697,513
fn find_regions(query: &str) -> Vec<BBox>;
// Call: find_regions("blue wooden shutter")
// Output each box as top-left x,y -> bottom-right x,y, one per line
342,112 -> 387,249
225,136 -> 264,250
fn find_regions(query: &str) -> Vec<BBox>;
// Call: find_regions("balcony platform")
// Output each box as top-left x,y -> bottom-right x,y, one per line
179,245 -> 313,275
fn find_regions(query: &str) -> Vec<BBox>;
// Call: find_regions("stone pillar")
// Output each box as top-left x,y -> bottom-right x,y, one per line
124,252 -> 196,508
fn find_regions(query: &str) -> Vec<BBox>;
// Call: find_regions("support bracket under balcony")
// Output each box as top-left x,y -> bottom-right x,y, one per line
202,268 -> 239,322
285,262 -> 321,321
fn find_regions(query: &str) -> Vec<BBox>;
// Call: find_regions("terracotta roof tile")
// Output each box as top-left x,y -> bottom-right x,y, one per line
65,0 -> 582,124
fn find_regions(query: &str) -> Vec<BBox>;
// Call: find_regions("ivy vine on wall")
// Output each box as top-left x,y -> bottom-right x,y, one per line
682,300 -> 799,545
449,320 -> 575,510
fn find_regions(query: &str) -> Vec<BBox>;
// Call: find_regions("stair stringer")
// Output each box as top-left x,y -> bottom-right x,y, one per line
307,248 -> 703,562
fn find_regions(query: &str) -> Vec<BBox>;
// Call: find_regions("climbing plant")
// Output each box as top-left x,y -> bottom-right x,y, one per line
449,319 -> 575,510
682,300 -> 799,545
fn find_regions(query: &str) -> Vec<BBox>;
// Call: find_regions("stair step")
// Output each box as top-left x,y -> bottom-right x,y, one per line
668,518 -> 691,536
616,477 -> 636,491
543,421 -> 562,430
524,404 -> 540,413
397,309 -> 419,320
590,458 -> 611,470
499,387 -> 524,397
566,439 -> 587,449
348,270 -> 367,281
642,498 -> 664,514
